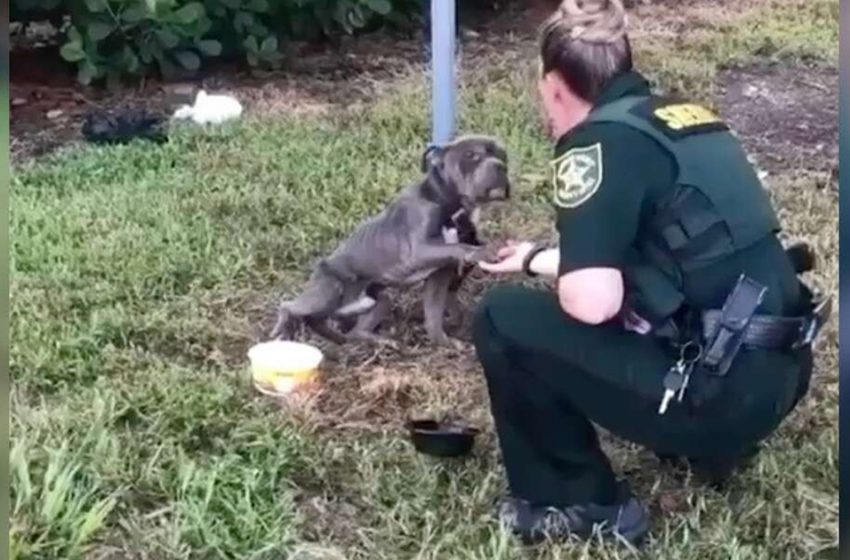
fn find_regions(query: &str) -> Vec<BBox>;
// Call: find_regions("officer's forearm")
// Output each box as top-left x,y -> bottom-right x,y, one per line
528,248 -> 560,278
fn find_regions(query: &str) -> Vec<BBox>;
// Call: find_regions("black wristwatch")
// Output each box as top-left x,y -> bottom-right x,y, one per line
522,244 -> 549,277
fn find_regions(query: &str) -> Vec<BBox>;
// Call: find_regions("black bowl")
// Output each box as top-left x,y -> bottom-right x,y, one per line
407,419 -> 480,458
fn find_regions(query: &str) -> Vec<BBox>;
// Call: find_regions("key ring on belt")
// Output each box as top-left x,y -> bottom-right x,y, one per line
678,341 -> 703,367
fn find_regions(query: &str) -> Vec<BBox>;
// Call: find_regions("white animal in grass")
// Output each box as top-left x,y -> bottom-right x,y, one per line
173,90 -> 243,125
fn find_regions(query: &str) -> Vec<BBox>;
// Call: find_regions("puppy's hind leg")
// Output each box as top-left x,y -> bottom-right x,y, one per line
445,279 -> 465,330
305,316 -> 349,345
271,278 -> 347,343
347,291 -> 397,348
308,307 -> 394,347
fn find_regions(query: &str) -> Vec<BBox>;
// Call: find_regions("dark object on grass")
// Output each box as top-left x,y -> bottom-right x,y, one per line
82,108 -> 168,145
407,418 -> 479,458
786,242 -> 815,274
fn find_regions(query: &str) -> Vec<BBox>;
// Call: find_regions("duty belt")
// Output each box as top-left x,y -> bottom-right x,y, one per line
701,296 -> 832,352
656,274 -> 830,414
696,274 -> 831,378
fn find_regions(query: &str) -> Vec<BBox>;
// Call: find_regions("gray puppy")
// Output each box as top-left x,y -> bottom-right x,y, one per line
269,135 -> 510,346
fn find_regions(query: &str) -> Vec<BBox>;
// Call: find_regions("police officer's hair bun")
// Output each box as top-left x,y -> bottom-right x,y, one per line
539,0 -> 633,102
553,0 -> 627,44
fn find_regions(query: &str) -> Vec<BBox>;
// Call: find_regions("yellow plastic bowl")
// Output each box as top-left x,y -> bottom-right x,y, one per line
247,340 -> 323,396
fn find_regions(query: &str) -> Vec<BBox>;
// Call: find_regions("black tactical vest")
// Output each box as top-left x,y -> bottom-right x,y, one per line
584,95 -> 781,325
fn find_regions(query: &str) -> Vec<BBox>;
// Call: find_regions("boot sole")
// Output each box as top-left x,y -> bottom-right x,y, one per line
516,516 -> 650,547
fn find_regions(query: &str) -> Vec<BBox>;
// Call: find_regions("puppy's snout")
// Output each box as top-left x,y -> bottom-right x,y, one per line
473,156 -> 511,202
488,181 -> 511,201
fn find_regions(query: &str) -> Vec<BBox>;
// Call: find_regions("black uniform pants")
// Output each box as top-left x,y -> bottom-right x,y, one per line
472,285 -> 805,507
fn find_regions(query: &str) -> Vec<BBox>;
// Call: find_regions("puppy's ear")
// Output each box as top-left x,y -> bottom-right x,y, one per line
421,145 -> 445,173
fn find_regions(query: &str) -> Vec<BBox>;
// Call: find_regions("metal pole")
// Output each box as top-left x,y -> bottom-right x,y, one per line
431,0 -> 456,146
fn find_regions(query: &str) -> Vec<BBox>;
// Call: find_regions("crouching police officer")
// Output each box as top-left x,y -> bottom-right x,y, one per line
471,0 -> 831,546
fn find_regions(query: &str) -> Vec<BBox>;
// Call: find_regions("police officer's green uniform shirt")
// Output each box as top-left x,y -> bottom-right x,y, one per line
551,70 -> 801,317
553,71 -> 673,277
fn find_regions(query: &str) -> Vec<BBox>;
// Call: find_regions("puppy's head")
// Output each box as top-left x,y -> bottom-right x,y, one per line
422,135 -> 511,206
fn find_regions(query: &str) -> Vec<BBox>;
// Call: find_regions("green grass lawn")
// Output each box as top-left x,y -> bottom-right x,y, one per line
10,1 -> 838,558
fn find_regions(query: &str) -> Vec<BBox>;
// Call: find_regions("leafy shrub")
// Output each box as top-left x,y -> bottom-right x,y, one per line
13,0 -> 422,86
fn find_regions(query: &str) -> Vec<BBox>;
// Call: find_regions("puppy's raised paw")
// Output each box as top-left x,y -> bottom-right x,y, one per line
465,246 -> 501,266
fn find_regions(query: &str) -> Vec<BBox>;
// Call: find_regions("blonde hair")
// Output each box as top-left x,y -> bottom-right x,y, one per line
539,0 -> 632,101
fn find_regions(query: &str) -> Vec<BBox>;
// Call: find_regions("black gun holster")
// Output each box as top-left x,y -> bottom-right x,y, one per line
688,275 -> 767,409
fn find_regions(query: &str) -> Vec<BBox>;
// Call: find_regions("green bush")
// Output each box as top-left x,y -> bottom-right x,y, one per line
13,0 -> 421,86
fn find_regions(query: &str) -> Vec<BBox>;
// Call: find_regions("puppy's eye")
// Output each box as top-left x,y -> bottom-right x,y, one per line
465,151 -> 480,161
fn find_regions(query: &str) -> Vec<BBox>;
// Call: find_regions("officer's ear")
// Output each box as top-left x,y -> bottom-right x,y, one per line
421,145 -> 445,173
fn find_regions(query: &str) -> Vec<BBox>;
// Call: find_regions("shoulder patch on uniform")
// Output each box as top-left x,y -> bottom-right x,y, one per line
630,98 -> 729,139
550,143 -> 603,209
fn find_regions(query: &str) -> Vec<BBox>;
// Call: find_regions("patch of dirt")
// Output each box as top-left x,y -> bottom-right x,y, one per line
254,270 -> 503,432
717,64 -> 838,176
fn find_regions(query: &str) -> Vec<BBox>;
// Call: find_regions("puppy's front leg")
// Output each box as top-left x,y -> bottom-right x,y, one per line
383,242 -> 482,284
422,267 -> 455,345
445,281 -> 464,329
445,263 -> 474,328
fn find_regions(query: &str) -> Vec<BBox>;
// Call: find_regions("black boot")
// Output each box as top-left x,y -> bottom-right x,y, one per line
498,483 -> 650,546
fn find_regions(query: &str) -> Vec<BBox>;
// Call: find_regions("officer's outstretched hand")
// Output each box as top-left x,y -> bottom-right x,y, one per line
478,241 -> 536,274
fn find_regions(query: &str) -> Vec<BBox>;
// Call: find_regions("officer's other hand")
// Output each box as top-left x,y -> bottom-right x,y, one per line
477,240 -> 535,273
